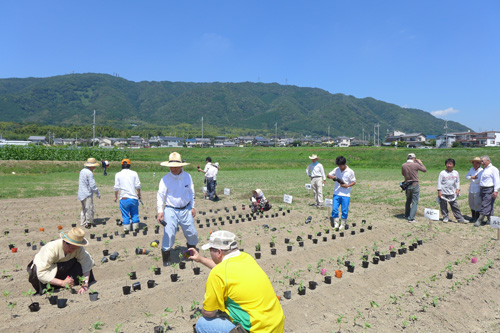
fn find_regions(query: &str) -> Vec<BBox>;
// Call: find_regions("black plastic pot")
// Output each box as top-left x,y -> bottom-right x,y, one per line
322,237 -> 327,242
71,223 -> 76,227
368,225 -> 373,230
351,230 -> 355,235
373,257 -> 379,265
324,276 -> 332,284
154,326 -> 165,333
89,292 -> 99,301
129,271 -> 137,280
122,286 -> 131,295
390,251 -> 397,258
90,234 -> 96,239
409,245 -> 414,251
352,223 -> 356,227
110,252 -> 119,260
312,239 -> 318,244
412,242 -> 418,248
255,252 -> 261,259
193,267 -> 201,275
331,234 -> 336,240
298,287 -> 306,295
284,290 -> 292,299
179,262 -> 186,269
57,298 -> 67,308
132,282 -> 141,291
96,236 -> 102,242
284,238 -> 290,244
170,274 -> 178,282
362,261 -> 369,268
360,228 -> 365,233
446,272 -> 453,279
154,267 -> 161,275
299,241 -> 304,247
398,248 -> 404,255
308,281 -> 317,290
417,240 -> 423,245
271,249 -> 277,255
287,245 -> 293,252
347,265 -> 355,273
340,232 -> 344,237
270,242 -> 275,248
32,245 -> 37,250
49,295 -> 58,305
385,254 -> 391,260
102,233 -> 108,238
380,255 -> 386,262
147,280 -> 155,288
344,224 -> 349,230
375,251 -> 380,256
115,231 -> 119,236
289,278 -> 295,286
29,302 -> 40,312
24,229 -> 29,233
103,250 -> 109,256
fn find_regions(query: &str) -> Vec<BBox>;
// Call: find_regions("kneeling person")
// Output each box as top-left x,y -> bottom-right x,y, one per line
190,231 -> 285,333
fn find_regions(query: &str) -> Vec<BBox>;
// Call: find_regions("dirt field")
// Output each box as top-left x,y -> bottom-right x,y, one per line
1,186 -> 500,333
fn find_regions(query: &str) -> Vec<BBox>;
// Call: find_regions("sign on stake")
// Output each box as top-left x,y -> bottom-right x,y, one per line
224,188 -> 231,196
305,184 -> 311,190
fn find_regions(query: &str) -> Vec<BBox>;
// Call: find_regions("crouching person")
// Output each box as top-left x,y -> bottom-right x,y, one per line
27,227 -> 95,294
189,231 -> 285,333
250,189 -> 272,213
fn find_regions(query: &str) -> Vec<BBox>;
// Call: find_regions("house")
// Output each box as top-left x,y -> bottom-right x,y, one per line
28,136 -> 46,145
214,136 -> 226,148
385,132 -> 426,148
254,136 -> 272,146
453,131 -> 500,147
149,136 -> 185,148
435,134 -> 456,148
0,138 -> 31,146
236,136 -> 255,146
335,136 -> 351,147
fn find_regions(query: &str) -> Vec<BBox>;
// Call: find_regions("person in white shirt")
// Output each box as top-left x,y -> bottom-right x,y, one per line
198,157 -> 218,201
250,189 -> 272,213
78,158 -> 101,228
114,159 -> 141,232
327,156 -> 356,229
465,157 -> 483,223
157,152 -> 198,266
306,154 -> 326,207
474,155 -> 500,226
437,158 -> 465,223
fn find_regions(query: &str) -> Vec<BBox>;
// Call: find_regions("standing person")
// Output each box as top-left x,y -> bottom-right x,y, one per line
101,160 -> 108,176
78,158 -> 101,228
465,157 -> 483,223
198,157 -> 218,201
437,159 -> 466,223
327,156 -> 356,229
213,162 -> 220,201
306,154 -> 326,207
401,153 -> 427,223
114,159 -> 141,232
27,227 -> 95,294
474,155 -> 500,227
157,152 -> 198,266
189,231 -> 285,333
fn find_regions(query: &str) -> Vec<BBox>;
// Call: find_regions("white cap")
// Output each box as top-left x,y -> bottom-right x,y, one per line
201,231 -> 237,251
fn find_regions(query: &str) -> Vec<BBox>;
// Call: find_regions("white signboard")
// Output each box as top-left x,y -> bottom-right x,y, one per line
424,208 -> 440,221
283,194 -> 293,204
224,188 -> 231,196
202,186 -> 207,193
305,184 -> 311,190
324,198 -> 333,207
490,216 -> 500,229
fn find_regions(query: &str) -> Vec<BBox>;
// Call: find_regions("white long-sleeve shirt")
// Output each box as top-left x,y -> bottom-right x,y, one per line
465,167 -> 483,193
77,168 -> 100,201
114,169 -> 141,199
437,169 -> 460,195
306,162 -> 326,180
157,171 -> 195,213
479,163 -> 500,192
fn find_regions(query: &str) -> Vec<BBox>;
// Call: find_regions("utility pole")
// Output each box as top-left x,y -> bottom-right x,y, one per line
275,122 -> 277,147
444,119 -> 448,148
201,117 -> 204,139
92,110 -> 96,147
362,128 -> 365,146
328,126 -> 330,147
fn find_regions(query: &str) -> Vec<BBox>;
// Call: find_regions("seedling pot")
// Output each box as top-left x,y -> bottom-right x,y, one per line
398,248 -> 404,255
351,230 -> 355,235
284,290 -> 292,299
312,239 -> 318,244
289,278 -> 295,286
29,302 -> 40,312
115,231 -> 119,236
271,249 -> 277,255
154,326 -> 165,333
324,276 -> 332,284
71,223 -> 76,228
110,252 -> 119,260
307,234 -> 312,240
390,251 -> 397,258
403,248 -> 407,254
287,245 -> 293,252
122,286 -> 131,295
24,228 -> 29,233
331,234 -> 336,240
154,267 -> 161,275
412,242 -> 417,248
129,271 -> 137,280
96,236 -> 101,242
368,225 -> 373,230
471,257 -> 478,263
255,252 -> 261,259
347,265 -> 355,273
344,260 -> 351,267
32,245 -> 37,250
379,255 -> 386,262
89,292 -> 99,301
193,267 -> 201,275
11,247 -> 17,253
375,251 -> 380,256
57,298 -> 67,308
340,232 -> 344,237
147,280 -> 155,288
132,282 -> 141,291
344,224 -> 349,230
103,250 -> 109,256
284,238 -> 289,244
298,287 -> 306,296
409,245 -> 414,251
170,274 -> 178,282
322,237 -> 327,242
417,240 -> 423,245
446,272 -> 453,279
362,261 -> 369,268
179,262 -> 186,269
360,228 -> 365,233
49,295 -> 58,305
335,270 -> 343,278
385,254 -> 391,260
373,257 -> 379,265
299,241 -> 304,247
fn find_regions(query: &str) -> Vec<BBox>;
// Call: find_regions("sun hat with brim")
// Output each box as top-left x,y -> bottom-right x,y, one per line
309,154 -> 319,160
470,157 -> 481,163
84,158 -> 100,167
160,152 -> 190,167
121,159 -> 131,165
201,230 -> 238,251
60,227 -> 89,247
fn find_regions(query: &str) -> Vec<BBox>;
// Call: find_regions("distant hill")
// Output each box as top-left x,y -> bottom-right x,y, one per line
0,73 -> 470,137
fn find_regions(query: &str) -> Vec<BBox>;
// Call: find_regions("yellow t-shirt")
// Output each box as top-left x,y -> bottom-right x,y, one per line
203,251 -> 285,332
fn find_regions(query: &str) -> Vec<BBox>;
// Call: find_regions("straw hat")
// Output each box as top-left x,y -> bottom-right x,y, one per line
84,157 -> 100,167
309,154 -> 319,160
160,152 -> 190,167
60,227 -> 89,246
470,157 -> 481,163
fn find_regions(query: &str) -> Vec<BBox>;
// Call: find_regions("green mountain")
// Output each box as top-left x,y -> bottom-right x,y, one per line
0,73 -> 470,137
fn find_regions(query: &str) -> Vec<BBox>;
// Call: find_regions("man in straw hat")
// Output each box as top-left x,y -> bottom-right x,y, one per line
474,155 -> 500,226
114,158 -> 142,232
157,152 -> 198,266
78,157 -> 101,228
188,230 -> 285,332
401,153 -> 427,223
306,154 -> 326,207
27,227 -> 95,294
465,157 -> 483,222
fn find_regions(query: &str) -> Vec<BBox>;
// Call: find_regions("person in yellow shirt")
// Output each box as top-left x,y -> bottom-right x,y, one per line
189,231 -> 285,333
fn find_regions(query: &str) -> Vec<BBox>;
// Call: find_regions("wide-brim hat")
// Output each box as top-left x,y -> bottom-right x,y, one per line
470,157 -> 481,163
60,227 -> 89,246
84,157 -> 100,167
201,230 -> 237,251
160,152 -> 190,167
309,154 -> 319,160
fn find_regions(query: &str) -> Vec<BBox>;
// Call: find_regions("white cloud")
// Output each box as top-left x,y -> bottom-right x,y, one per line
431,107 -> 460,118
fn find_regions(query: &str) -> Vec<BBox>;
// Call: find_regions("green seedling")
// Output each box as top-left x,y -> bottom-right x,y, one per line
89,321 -> 104,331
336,313 -> 347,332
22,288 -> 36,303
42,283 -> 55,298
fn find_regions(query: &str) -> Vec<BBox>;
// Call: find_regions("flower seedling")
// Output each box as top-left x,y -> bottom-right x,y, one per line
42,283 -> 55,298
336,313 -> 347,332
22,288 -> 36,304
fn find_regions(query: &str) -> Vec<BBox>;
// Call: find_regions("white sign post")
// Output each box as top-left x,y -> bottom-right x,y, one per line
424,208 -> 440,221
202,186 -> 207,194
490,216 -> 500,241
224,188 -> 231,196
305,184 -> 311,190
283,194 -> 293,204
324,198 -> 333,216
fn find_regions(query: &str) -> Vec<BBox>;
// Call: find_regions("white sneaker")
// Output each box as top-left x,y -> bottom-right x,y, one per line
443,217 -> 449,222
334,222 -> 340,229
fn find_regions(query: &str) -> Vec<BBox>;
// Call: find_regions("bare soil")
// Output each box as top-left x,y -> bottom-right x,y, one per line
1,188 -> 500,333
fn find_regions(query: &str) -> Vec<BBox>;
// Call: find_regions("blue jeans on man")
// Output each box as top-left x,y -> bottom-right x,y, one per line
331,195 -> 350,219
405,183 -> 420,220
120,198 -> 139,225
206,177 -> 216,200
195,316 -> 236,333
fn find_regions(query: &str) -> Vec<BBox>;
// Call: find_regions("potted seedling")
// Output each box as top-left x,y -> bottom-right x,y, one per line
179,253 -> 186,269
128,267 -> 137,280
122,278 -> 131,295
23,288 -> 40,312
347,262 -> 355,273
42,283 -> 57,305
335,257 -> 344,278
170,263 -> 179,282
270,236 -> 276,248
446,262 -> 453,279
298,280 -> 306,296
89,289 -> 99,301
58,284 -> 71,308
287,242 -> 294,252
192,259 -> 201,275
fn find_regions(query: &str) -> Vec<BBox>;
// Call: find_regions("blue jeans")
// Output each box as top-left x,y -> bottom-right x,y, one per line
162,206 -> 198,251
405,184 -> 420,220
331,195 -> 350,219
206,177 -> 216,200
119,198 -> 139,225
195,316 -> 236,333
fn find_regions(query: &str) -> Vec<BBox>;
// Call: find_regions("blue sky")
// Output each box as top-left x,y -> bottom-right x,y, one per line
1,1 -> 499,132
